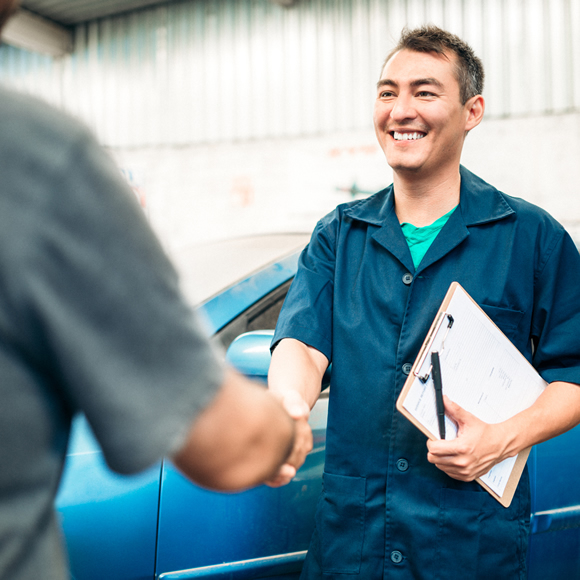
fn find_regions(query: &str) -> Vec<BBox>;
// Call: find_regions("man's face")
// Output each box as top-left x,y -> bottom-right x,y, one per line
373,49 -> 474,180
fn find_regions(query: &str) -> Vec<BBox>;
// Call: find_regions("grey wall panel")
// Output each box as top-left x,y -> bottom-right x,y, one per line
1,0 -> 579,147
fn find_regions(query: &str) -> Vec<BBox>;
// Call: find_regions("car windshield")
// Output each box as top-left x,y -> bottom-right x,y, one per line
170,233 -> 310,305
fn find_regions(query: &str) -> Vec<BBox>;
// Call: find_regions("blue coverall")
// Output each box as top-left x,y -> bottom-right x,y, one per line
273,166 -> 580,579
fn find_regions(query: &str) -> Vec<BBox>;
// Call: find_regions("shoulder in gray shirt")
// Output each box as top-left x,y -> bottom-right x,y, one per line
0,87 -> 223,580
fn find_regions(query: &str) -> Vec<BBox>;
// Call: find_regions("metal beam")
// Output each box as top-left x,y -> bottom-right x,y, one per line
2,8 -> 72,56
268,0 -> 299,6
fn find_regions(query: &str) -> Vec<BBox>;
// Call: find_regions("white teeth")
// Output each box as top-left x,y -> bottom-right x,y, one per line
393,131 -> 425,141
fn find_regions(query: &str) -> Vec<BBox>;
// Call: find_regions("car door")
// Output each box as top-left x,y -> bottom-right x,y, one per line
154,277 -> 328,580
56,415 -> 161,580
527,425 -> 580,578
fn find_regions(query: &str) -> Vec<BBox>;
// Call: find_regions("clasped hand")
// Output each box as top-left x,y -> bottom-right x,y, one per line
426,396 -> 510,481
265,391 -> 313,487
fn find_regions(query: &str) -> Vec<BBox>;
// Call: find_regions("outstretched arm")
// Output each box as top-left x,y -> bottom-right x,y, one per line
265,338 -> 329,487
172,368 -> 297,491
427,381 -> 580,481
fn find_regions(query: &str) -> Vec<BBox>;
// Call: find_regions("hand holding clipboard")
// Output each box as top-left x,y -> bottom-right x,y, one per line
396,283 -> 547,507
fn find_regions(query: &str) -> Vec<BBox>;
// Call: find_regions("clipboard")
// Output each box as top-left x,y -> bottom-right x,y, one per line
396,282 -> 547,507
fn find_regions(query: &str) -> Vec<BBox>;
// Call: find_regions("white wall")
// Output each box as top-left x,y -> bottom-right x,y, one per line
111,128 -> 388,253
112,110 -> 580,257
463,112 -> 580,239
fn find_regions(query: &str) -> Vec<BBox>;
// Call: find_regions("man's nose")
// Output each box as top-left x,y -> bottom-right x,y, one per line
390,94 -> 416,122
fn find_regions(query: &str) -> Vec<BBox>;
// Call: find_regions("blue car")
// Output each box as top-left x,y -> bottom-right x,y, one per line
56,233 -> 580,579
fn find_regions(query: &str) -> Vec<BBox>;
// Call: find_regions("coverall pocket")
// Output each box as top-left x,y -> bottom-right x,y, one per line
315,472 -> 366,574
437,488 -> 526,580
479,304 -> 524,341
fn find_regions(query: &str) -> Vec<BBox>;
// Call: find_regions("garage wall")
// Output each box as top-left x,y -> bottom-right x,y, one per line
111,111 -> 580,255
1,0 -> 579,252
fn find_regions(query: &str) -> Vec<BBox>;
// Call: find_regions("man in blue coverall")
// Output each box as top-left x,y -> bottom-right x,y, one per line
267,25 -> 580,579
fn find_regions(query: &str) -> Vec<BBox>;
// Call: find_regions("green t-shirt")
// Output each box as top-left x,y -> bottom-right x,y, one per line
401,206 -> 457,269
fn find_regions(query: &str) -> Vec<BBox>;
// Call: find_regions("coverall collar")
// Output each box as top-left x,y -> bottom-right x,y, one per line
343,165 -> 515,273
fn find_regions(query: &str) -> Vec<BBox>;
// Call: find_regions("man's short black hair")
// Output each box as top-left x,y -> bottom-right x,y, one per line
384,25 -> 485,104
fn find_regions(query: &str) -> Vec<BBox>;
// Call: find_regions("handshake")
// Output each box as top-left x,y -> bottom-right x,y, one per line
265,389 -> 314,488
172,369 -> 314,492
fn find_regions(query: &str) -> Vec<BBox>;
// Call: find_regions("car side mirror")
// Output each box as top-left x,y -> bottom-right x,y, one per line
226,330 -> 331,389
226,330 -> 274,382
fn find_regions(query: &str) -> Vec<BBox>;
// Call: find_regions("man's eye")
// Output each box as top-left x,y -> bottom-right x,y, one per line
379,91 -> 394,98
417,91 -> 435,97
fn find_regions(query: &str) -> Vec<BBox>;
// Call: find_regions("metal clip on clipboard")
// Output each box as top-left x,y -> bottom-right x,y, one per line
414,314 -> 454,384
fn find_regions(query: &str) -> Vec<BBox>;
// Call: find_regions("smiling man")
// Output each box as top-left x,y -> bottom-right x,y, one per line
268,26 -> 580,579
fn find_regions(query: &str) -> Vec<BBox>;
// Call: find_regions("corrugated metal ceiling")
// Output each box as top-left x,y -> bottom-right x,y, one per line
20,0 -> 175,25
19,0 -> 295,25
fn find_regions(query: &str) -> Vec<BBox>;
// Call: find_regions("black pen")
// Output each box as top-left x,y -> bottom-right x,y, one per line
431,351 -> 445,439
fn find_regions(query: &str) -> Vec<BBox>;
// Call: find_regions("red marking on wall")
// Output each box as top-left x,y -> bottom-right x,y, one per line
231,176 -> 255,207
329,145 -> 380,158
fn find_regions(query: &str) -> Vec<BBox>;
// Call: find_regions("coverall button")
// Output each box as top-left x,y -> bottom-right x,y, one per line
396,458 -> 409,472
402,363 -> 412,375
402,273 -> 413,285
391,550 -> 404,564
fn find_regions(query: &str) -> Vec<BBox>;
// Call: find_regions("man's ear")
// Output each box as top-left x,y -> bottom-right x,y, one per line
464,95 -> 485,133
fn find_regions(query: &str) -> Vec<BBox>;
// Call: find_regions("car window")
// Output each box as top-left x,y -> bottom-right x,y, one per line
214,279 -> 293,350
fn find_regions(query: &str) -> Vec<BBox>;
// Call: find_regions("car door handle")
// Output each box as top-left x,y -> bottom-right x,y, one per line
531,506 -> 580,534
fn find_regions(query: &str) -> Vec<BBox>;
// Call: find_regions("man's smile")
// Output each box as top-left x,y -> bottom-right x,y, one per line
391,131 -> 426,141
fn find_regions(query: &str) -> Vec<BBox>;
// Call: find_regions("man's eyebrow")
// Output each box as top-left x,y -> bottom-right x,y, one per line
377,79 -> 396,89
376,77 -> 444,90
410,77 -> 444,89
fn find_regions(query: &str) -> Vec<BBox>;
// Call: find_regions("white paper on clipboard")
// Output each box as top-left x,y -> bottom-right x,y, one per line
401,284 -> 546,498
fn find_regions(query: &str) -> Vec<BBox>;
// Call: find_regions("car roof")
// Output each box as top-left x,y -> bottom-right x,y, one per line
170,233 -> 310,305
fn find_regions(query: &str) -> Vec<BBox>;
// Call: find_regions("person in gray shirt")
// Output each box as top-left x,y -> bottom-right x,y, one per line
0,2 -> 312,579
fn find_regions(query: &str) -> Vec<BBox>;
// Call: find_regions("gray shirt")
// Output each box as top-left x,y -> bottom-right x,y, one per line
0,87 -> 223,579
